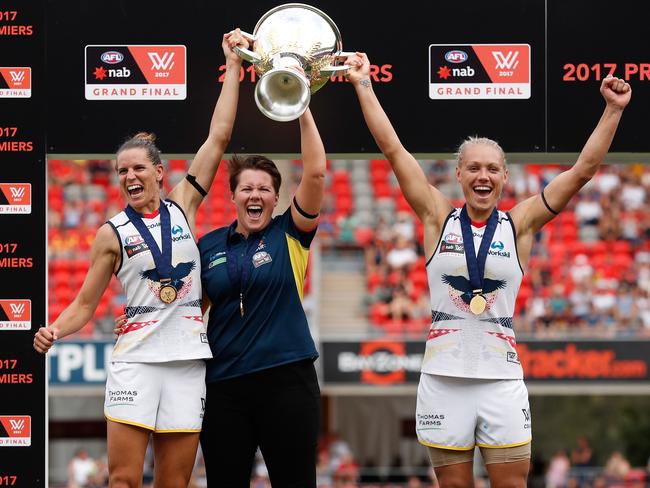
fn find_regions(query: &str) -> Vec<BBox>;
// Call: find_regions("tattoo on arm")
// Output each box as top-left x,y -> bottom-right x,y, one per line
360,78 -> 371,88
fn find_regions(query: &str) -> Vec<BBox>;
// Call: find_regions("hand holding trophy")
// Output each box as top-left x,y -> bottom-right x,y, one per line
234,3 -> 352,121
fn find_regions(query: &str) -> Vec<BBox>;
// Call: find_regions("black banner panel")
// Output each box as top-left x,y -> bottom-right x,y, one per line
43,0 -> 548,155
547,1 -> 647,152
43,0 -> 650,155
0,1 -> 46,487
322,340 -> 650,386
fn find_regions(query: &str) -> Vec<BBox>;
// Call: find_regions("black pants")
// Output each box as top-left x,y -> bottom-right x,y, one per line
200,359 -> 321,487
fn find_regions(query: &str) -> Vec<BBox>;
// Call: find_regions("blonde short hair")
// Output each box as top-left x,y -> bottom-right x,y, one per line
456,136 -> 506,167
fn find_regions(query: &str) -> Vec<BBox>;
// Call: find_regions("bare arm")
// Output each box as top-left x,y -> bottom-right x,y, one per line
510,76 -> 631,268
34,224 -> 119,353
169,30 -> 247,228
511,76 -> 631,236
346,52 -> 452,231
291,108 -> 327,232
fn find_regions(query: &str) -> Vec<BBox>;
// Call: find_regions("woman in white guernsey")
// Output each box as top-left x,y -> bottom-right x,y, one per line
346,52 -> 631,487
34,30 -> 247,488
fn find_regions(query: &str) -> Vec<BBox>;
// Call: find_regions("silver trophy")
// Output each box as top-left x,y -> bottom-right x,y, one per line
235,3 -> 351,122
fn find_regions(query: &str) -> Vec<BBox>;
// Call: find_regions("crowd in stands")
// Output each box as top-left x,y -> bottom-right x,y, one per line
47,158 -> 650,338
313,159 -> 650,338
62,434 -> 650,487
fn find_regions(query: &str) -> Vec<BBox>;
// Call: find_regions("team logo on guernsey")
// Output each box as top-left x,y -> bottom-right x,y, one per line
140,260 -> 196,302
441,270 -> 506,314
252,251 -> 272,268
440,233 -> 464,254
0,416 -> 31,446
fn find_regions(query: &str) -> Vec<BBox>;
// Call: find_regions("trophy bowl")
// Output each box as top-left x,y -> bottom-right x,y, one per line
235,3 -> 350,122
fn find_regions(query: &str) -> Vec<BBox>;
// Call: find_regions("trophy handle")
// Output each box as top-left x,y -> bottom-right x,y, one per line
320,51 -> 356,76
232,30 -> 261,64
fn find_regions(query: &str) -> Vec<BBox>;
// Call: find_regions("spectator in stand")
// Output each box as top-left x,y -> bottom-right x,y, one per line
67,448 -> 98,488
386,236 -> 418,271
620,170 -> 646,210
603,451 -> 631,483
389,284 -> 416,321
346,49 -> 630,488
570,436 -> 593,468
574,189 -> 603,226
393,211 -> 416,240
569,254 -> 593,285
594,165 -> 621,195
545,450 -> 571,488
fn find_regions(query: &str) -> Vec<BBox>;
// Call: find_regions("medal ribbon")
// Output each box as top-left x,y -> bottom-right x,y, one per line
459,206 -> 498,295
226,228 -> 264,316
125,201 -> 173,284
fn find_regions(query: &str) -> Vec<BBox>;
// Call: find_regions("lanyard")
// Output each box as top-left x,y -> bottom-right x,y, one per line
125,201 -> 173,282
225,229 -> 264,317
459,205 -> 498,297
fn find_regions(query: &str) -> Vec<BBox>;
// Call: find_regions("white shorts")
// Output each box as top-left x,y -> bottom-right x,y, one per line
416,374 -> 531,450
104,360 -> 206,433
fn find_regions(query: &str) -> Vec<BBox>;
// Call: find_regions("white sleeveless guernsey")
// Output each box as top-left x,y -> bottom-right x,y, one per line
107,200 -> 212,362
422,208 -> 523,379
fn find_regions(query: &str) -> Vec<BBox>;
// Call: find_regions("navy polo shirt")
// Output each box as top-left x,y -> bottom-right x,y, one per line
198,208 -> 318,383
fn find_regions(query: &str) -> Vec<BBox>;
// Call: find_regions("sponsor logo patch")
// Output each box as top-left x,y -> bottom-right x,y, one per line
0,415 -> 31,446
0,299 -> 31,330
85,45 -> 186,100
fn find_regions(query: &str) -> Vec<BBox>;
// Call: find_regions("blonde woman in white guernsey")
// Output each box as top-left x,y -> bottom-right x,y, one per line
34,30 -> 248,488
346,52 -> 631,488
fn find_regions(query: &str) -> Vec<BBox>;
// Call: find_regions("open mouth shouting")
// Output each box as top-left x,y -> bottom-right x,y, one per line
127,184 -> 145,198
246,204 -> 263,220
473,185 -> 492,199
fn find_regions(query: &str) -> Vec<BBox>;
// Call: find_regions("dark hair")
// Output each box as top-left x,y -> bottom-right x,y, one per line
228,155 -> 281,193
116,132 -> 162,166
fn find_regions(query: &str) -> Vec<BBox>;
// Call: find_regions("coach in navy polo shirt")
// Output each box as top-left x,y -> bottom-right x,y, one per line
197,108 -> 325,488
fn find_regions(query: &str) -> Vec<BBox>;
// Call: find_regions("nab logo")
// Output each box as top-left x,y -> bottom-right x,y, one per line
148,52 -> 175,71
101,51 -> 124,64
492,51 -> 519,70
445,50 -> 468,63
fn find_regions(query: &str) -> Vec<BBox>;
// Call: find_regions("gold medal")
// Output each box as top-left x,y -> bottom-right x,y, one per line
469,294 -> 487,315
159,283 -> 178,304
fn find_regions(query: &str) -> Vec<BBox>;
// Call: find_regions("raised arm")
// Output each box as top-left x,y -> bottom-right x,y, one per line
169,29 -> 247,225
291,108 -> 327,232
346,52 -> 452,229
511,75 -> 631,236
33,224 -> 119,353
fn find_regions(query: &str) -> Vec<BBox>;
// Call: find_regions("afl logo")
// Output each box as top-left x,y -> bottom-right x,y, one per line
101,51 -> 124,64
444,50 -> 468,63
125,235 -> 144,246
444,233 -> 463,244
